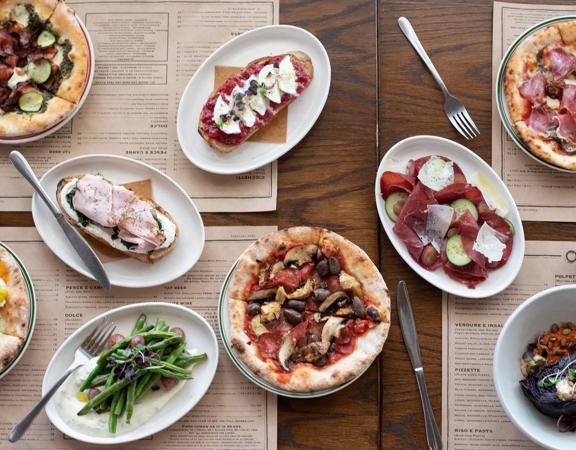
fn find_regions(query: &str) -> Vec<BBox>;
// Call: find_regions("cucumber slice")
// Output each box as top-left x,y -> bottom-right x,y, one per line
451,198 -> 479,221
445,234 -> 472,267
26,59 -> 52,84
37,30 -> 56,49
18,90 -> 44,112
504,218 -> 515,236
385,192 -> 408,222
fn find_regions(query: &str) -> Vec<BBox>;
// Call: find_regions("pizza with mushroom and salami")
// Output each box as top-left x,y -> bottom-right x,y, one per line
504,20 -> 576,170
228,227 -> 390,392
0,0 -> 90,138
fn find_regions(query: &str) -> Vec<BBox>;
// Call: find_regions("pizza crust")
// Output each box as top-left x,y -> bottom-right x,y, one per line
0,333 -> 23,372
198,51 -> 314,153
0,95 -> 75,137
228,227 -> 390,392
0,0 -> 59,23
515,121 -> 576,170
48,2 -> 90,103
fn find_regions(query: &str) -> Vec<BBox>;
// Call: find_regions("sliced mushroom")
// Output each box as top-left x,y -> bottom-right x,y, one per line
318,291 -> 348,313
258,263 -> 271,287
276,286 -> 288,304
287,279 -> 314,300
278,333 -> 295,371
284,244 -> 318,268
339,271 -> 362,297
321,316 -> 345,343
260,302 -> 281,322
248,288 -> 278,302
295,341 -> 330,363
334,307 -> 354,318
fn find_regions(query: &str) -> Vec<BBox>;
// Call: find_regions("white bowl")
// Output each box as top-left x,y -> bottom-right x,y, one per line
375,135 -> 525,298
32,154 -> 205,288
177,24 -> 331,175
494,285 -> 576,450
43,302 -> 219,445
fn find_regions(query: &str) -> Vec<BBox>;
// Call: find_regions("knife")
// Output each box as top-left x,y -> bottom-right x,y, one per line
397,280 -> 442,450
9,151 -> 111,292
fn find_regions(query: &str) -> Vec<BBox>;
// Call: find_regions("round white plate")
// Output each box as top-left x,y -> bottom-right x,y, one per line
217,263 -> 369,398
43,302 -> 219,445
177,24 -> 331,175
494,285 -> 576,450
31,155 -> 205,288
0,15 -> 96,144
375,135 -> 525,299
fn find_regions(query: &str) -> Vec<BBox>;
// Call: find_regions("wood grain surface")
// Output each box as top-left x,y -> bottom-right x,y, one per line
2,0 -> 574,448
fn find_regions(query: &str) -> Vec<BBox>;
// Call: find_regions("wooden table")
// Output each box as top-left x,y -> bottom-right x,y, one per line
2,0 -> 572,448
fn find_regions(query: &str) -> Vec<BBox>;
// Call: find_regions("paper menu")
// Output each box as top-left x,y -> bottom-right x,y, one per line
0,0 -> 279,213
441,240 -> 576,449
492,2 -> 576,222
0,226 -> 277,450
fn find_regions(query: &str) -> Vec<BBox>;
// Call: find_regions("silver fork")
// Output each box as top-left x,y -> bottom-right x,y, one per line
8,318 -> 116,442
398,17 -> 480,140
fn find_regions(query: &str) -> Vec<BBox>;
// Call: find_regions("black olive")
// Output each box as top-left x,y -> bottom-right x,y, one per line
313,354 -> 327,367
367,307 -> 381,322
328,257 -> 341,275
247,302 -> 260,316
285,299 -> 306,312
352,296 -> 367,319
313,288 -> 330,302
283,308 -> 302,325
317,259 -> 330,277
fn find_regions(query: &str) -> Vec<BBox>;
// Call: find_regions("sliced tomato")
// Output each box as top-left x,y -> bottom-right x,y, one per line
380,171 -> 416,198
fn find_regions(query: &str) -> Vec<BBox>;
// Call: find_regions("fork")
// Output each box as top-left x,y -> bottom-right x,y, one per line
8,318 -> 116,442
398,17 -> 480,140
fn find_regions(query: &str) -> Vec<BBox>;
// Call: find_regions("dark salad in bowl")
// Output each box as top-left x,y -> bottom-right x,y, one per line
520,321 -> 576,432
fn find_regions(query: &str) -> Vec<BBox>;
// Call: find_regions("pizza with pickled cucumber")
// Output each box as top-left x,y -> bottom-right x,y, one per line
0,245 -> 29,372
228,227 -> 390,392
0,1 -> 90,138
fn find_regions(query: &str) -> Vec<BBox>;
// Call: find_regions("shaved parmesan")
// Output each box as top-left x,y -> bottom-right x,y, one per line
425,205 -> 454,252
417,157 -> 454,191
473,223 -> 506,263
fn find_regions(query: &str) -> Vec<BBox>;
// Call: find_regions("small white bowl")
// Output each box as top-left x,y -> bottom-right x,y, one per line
375,135 -> 525,298
494,285 -> 576,450
43,302 -> 219,445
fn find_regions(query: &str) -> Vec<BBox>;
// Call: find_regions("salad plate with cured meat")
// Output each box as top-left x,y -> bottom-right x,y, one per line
219,227 -> 390,396
497,16 -> 576,172
375,135 -> 524,298
177,25 -> 331,175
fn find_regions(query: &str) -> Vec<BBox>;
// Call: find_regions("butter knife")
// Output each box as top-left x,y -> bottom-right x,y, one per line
397,280 -> 442,450
10,151 -> 111,291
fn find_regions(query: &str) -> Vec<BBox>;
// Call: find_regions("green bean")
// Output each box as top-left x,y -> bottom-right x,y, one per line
113,389 -> 126,416
149,335 -> 183,351
149,359 -> 192,375
175,353 -> 208,368
126,381 -> 136,424
154,319 -> 165,330
143,367 -> 192,379
88,373 -> 109,388
136,344 -> 185,400
108,391 -> 120,433
130,314 -> 147,335
78,378 -> 134,415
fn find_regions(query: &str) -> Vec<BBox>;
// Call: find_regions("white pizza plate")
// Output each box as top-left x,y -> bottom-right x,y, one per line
496,15 -> 576,173
0,241 -> 36,381
0,14 -> 96,145
375,135 -> 525,299
43,302 -> 219,445
177,24 -> 331,175
217,263 -> 371,398
31,154 -> 205,288
493,285 -> 576,450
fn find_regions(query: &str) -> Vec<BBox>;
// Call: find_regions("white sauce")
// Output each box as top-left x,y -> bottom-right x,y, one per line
59,179 -> 177,254
55,358 -> 188,437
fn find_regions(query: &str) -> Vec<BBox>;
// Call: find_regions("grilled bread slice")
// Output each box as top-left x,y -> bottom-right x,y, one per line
198,51 -> 314,153
56,176 -> 179,263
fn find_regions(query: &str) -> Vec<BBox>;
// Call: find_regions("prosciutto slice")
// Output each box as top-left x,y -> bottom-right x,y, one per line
557,111 -> 576,143
434,183 -> 484,205
548,46 -> 576,83
519,72 -> 546,106
561,84 -> 576,116
528,107 -> 558,135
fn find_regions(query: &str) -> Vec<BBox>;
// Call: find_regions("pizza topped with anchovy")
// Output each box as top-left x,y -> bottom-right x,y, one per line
228,227 -> 390,392
0,1 -> 90,138
505,20 -> 576,170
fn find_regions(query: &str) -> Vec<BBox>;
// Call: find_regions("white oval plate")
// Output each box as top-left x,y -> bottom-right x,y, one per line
218,263 -> 369,398
494,285 -> 576,450
0,15 -> 95,144
43,302 -> 219,445
375,135 -> 525,298
177,25 -> 331,175
31,155 -> 205,288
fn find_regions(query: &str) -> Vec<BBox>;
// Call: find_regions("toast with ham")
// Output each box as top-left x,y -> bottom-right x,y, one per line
56,175 -> 179,263
198,51 -> 314,153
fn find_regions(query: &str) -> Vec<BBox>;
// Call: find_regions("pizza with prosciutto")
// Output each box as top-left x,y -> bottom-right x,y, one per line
0,1 -> 90,138
228,227 -> 390,392
504,20 -> 576,169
